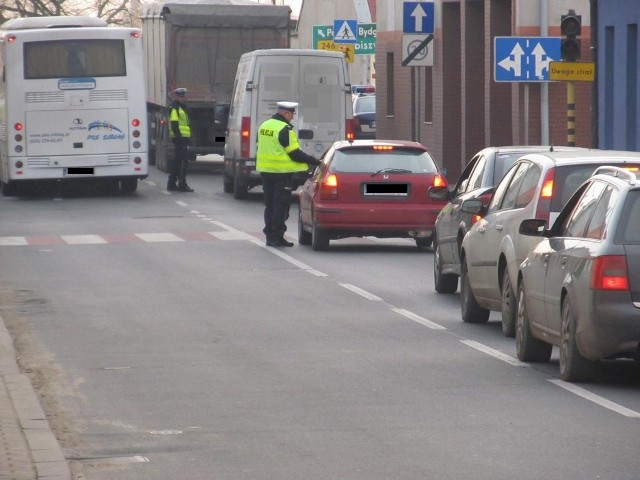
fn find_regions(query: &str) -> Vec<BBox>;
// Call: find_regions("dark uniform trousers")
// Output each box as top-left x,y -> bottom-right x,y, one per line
261,172 -> 294,241
170,137 -> 190,186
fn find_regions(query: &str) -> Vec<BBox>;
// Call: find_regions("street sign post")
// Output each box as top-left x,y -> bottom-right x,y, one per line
494,37 -> 561,82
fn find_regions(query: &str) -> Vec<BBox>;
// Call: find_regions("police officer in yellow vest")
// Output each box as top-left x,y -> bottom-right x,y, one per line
167,87 -> 194,192
257,101 -> 320,247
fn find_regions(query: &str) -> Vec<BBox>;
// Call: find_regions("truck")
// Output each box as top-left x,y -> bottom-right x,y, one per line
140,0 -> 291,171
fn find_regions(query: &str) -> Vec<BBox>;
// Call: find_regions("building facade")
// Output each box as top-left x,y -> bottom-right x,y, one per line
375,0 -> 593,180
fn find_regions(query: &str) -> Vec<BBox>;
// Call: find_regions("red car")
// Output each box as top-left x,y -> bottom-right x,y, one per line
297,140 -> 448,250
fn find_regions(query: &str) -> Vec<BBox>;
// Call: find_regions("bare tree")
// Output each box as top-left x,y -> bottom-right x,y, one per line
0,0 -> 140,26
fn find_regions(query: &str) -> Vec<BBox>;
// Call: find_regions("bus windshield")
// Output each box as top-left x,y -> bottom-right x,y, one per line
24,39 -> 126,79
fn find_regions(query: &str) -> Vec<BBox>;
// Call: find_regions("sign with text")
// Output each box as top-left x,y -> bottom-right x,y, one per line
549,61 -> 595,81
313,23 -> 376,55
317,40 -> 355,63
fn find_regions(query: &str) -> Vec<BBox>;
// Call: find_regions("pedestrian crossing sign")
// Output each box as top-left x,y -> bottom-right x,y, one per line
333,19 -> 358,44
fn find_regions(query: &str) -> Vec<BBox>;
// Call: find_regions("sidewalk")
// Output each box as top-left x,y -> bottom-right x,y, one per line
0,314 -> 70,479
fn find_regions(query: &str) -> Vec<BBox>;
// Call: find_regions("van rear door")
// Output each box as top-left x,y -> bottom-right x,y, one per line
297,56 -> 347,157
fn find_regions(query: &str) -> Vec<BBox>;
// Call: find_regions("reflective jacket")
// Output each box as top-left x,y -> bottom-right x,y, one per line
256,117 -> 308,173
169,102 -> 191,138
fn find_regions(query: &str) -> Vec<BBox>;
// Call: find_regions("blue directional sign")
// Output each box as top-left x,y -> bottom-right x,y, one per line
403,2 -> 435,34
494,37 -> 561,82
333,19 -> 358,44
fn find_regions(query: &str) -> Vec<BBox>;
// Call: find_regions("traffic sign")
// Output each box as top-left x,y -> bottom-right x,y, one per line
494,37 -> 561,82
403,2 -> 435,34
313,23 -> 376,55
402,34 -> 434,67
333,19 -> 358,44
549,61 -> 595,82
317,40 -> 355,63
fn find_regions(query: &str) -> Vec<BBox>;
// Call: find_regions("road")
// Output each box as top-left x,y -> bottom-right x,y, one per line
0,166 -> 639,480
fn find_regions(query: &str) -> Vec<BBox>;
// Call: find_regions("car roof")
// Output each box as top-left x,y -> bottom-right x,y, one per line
513,149 -> 640,166
333,139 -> 426,150
479,145 -> 587,155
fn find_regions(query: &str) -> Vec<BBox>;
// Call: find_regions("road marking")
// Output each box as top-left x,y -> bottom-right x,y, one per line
61,234 -> 107,244
0,237 -> 28,246
461,340 -> 529,367
135,233 -> 184,243
339,283 -> 382,301
549,379 -> 640,418
392,308 -> 446,330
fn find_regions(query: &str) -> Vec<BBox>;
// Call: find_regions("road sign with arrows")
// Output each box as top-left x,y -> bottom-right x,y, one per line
494,37 -> 561,82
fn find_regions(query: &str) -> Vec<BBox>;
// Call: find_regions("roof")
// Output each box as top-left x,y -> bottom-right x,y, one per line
1,16 -> 107,31
333,139 -> 427,150
141,0 -> 291,28
518,149 -> 640,165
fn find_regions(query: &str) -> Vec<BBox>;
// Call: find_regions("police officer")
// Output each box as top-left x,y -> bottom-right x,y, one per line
167,87 -> 194,192
256,101 -> 320,247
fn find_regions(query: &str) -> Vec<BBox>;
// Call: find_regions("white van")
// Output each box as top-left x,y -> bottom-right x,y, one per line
223,49 -> 354,199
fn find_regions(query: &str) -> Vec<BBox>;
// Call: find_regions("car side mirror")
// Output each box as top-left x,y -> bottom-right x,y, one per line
461,199 -> 485,215
298,129 -> 314,140
519,218 -> 547,236
428,186 -> 450,201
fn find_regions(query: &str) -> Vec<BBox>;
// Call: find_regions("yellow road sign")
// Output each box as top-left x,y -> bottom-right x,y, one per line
549,61 -> 595,82
316,40 -> 355,63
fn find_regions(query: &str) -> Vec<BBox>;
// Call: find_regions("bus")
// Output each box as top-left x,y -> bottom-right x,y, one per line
0,16 -> 148,195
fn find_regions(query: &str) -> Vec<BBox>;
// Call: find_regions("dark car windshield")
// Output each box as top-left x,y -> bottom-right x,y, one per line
330,147 -> 439,174
617,190 -> 640,244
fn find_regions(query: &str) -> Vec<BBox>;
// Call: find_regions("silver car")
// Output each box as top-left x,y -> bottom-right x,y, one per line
459,150 -> 640,337
516,166 -> 640,382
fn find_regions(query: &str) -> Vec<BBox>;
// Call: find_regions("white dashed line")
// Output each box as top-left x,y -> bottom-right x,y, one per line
549,379 -> 640,418
392,308 -> 446,330
339,283 -> 382,301
460,340 -> 529,367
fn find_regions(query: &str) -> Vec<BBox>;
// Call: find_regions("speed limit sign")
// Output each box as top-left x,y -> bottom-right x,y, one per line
402,34 -> 434,67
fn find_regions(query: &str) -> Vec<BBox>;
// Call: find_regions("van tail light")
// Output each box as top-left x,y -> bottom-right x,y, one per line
535,167 -> 555,225
320,173 -> 338,199
345,119 -> 355,141
591,255 -> 630,291
240,116 -> 251,158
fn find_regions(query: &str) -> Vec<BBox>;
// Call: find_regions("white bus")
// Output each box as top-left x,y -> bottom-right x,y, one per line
0,16 -> 148,195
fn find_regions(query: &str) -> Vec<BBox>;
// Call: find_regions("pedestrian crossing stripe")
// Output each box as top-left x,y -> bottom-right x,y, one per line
333,20 -> 357,44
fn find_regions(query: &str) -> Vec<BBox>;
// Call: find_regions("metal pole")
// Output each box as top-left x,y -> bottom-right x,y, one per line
540,0 -> 549,144
524,84 -> 529,145
567,81 -> 576,146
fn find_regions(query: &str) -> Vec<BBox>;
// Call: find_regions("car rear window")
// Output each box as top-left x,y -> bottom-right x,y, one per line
492,153 -> 525,183
552,164 -> 618,211
617,190 -> 640,244
330,147 -> 439,174
354,96 -> 375,114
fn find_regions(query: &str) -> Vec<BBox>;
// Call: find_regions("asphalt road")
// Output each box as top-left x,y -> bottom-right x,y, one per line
0,166 -> 639,480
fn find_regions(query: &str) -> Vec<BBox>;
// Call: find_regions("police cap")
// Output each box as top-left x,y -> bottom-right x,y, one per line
174,87 -> 188,97
277,101 -> 298,113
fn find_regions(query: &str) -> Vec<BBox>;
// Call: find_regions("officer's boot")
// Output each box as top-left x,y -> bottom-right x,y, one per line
167,176 -> 179,191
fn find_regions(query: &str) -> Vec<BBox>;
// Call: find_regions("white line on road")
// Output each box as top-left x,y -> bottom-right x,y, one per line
392,308 -> 446,330
339,283 -> 382,301
461,340 -> 529,367
549,379 -> 640,418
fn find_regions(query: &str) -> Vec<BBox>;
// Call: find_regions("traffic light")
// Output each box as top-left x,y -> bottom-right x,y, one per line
561,10 -> 582,61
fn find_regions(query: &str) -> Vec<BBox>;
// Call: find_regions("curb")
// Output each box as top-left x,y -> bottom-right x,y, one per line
0,314 -> 71,479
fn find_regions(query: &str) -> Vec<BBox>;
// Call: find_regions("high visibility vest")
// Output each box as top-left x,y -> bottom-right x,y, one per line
169,104 -> 191,138
256,118 -> 307,173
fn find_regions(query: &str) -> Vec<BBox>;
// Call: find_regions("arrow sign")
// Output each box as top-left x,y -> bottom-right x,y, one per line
494,37 -> 561,82
498,43 -> 525,77
403,2 -> 435,34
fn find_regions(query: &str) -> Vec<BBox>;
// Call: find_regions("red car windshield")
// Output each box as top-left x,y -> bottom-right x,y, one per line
330,148 -> 439,174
